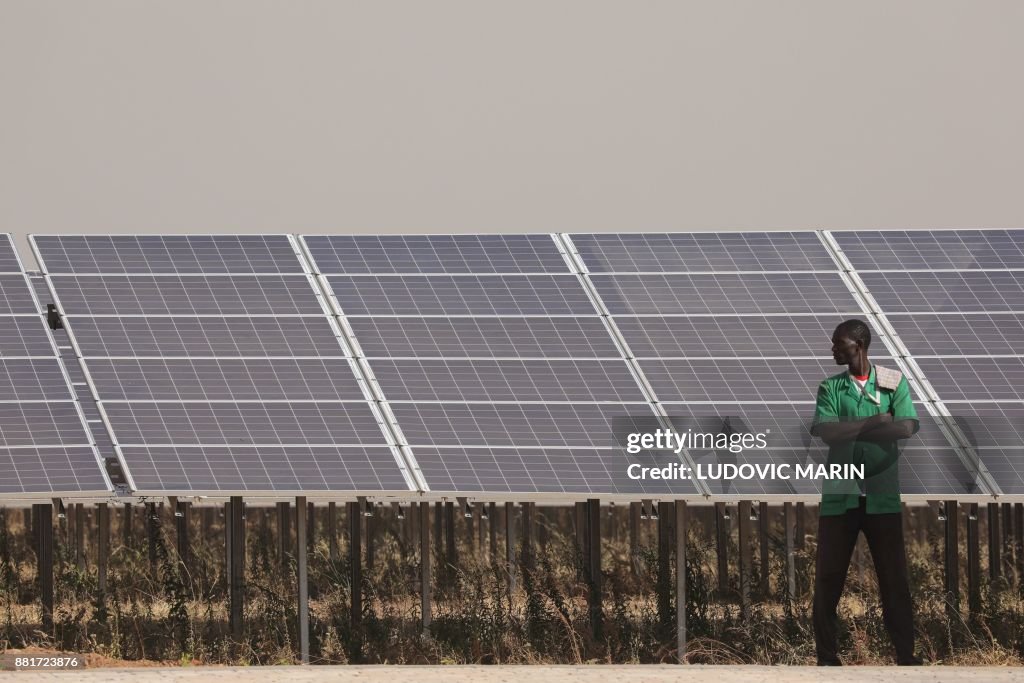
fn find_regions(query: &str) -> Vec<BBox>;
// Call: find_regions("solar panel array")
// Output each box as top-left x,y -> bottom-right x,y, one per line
835,229 -> 1024,495
303,234 -> 700,497
572,232 -> 986,498
0,235 -> 111,498
32,235 -> 413,496
570,233 -> 836,497
6,230 -> 1019,502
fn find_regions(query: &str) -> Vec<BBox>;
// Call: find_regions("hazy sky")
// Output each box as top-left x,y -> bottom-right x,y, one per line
2,2 -> 1022,267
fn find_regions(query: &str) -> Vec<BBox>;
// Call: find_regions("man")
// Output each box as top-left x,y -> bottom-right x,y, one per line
810,318 -> 922,666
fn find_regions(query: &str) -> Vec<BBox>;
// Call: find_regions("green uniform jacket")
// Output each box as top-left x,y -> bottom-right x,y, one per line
811,365 -> 920,516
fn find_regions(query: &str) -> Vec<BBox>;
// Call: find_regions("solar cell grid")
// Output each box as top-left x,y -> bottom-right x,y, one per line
970,451 -> 1024,494
0,255 -> 114,496
35,235 -> 416,495
304,234 -> 568,275
615,315 -> 861,358
347,316 -> 620,358
391,402 -> 659,449
590,273 -> 862,315
0,359 -> 74,401
834,230 -> 1024,271
898,448 -> 982,495
572,231 -> 836,273
0,276 -> 39,314
0,317 -> 55,356
0,402 -> 93,448
327,274 -> 594,316
885,313 -> 1024,356
87,358 -> 362,401
944,403 -> 1024,448
68,316 -> 344,357
918,358 -> 1024,401
103,401 -> 386,446
861,271 -> 1024,313
122,446 -> 409,492
370,359 -> 646,402
33,235 -> 303,274
0,235 -> 21,273
0,448 -> 110,494
639,358 -> 838,402
49,275 -> 324,316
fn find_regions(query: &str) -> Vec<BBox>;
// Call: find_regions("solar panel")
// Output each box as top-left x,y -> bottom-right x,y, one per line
327,274 -> 594,316
0,448 -> 111,494
886,313 -> 1024,356
861,271 -> 1024,313
837,229 -> 1024,497
49,275 -> 323,316
34,234 -> 413,496
640,358 -> 839,402
370,359 -> 646,402
0,239 -> 112,497
67,316 -> 343,357
0,316 -> 56,356
590,273 -> 863,315
899,448 -> 985,495
944,403 -> 1024,448
942,403 -> 1024,494
916,358 -> 1024,401
389,402 -> 655,449
305,234 -> 570,274
33,234 -> 305,274
967,450 -> 1024,495
303,234 -> 706,497
0,276 -> 39,314
347,316 -> 621,358
0,359 -> 75,401
834,230 -> 1024,271
86,358 -> 363,401
103,401 -> 386,446
616,315 -> 872,358
572,231 -> 837,272
0,403 -> 94,448
563,230 -> 987,498
0,235 -> 21,273
120,446 -> 410,493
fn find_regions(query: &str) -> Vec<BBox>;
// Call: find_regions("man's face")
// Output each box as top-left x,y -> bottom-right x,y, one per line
831,333 -> 860,365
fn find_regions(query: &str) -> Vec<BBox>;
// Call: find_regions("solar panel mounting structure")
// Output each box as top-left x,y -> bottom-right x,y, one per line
830,229 -> 1024,500
0,234 -> 113,501
300,234 -> 704,502
30,235 -> 417,500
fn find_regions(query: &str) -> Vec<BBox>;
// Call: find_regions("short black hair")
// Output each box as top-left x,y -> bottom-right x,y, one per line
833,318 -> 871,350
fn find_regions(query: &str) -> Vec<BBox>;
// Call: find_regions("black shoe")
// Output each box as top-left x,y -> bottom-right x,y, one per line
897,656 -> 923,666
817,658 -> 842,666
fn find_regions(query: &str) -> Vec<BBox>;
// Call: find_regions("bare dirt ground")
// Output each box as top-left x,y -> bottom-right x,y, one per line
3,665 -> 1024,682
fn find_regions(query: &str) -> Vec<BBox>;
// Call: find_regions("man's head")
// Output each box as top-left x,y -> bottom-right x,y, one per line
831,319 -> 871,366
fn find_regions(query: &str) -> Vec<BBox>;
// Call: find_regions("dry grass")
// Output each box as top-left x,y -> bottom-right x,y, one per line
0,504 -> 1022,666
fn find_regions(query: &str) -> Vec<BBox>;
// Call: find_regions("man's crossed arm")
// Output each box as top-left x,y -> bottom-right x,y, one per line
812,413 -> 917,447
